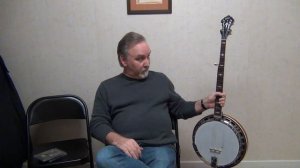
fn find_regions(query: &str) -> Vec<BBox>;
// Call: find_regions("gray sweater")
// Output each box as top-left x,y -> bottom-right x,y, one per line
90,71 -> 198,146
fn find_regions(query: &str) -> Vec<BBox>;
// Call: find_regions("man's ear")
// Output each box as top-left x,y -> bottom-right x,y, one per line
120,55 -> 127,67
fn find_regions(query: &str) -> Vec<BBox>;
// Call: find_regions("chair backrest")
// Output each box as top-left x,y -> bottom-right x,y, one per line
27,95 -> 87,125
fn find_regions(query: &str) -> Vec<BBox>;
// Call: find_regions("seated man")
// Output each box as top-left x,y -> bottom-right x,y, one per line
90,32 -> 226,168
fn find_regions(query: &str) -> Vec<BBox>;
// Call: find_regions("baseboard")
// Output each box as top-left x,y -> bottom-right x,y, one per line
23,160 -> 300,168
22,162 -> 92,168
180,160 -> 300,168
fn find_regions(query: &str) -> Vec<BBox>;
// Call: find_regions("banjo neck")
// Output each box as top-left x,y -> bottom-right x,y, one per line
214,15 -> 234,119
214,39 -> 226,119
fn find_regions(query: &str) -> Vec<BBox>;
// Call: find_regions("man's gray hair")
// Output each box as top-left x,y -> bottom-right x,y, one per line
117,32 -> 146,67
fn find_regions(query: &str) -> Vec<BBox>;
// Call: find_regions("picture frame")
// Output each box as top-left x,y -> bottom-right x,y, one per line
127,0 -> 172,15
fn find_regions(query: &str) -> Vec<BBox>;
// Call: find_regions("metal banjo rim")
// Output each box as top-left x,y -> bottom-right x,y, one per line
192,114 -> 248,168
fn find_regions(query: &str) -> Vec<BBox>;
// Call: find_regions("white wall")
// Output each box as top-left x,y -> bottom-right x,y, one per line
1,0 -> 300,167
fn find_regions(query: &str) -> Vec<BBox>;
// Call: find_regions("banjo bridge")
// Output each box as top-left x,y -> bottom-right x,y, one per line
209,148 -> 222,154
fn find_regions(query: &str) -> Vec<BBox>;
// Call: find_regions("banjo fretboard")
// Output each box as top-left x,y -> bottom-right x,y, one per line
214,39 -> 226,118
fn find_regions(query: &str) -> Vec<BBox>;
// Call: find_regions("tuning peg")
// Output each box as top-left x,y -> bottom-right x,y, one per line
214,63 -> 219,66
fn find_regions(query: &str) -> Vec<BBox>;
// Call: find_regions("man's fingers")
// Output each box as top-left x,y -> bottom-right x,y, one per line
121,139 -> 143,159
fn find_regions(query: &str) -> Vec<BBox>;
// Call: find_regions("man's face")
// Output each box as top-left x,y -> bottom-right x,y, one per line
121,41 -> 151,79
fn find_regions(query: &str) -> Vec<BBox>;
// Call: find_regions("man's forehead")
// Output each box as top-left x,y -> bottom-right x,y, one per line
128,42 -> 151,54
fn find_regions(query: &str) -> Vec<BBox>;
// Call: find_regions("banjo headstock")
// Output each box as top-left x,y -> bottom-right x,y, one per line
220,15 -> 234,40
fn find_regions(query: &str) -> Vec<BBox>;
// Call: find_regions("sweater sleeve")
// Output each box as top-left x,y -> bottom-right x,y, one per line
166,76 -> 199,119
90,83 -> 113,144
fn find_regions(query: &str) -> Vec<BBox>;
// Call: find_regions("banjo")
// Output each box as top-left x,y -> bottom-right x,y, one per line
192,16 -> 248,168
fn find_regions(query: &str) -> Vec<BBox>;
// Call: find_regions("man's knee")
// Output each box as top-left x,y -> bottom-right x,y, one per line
143,145 -> 176,168
157,149 -> 176,167
95,146 -> 120,168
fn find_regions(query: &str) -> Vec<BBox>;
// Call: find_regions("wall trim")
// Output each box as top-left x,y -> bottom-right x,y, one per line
23,160 -> 300,168
180,160 -> 300,168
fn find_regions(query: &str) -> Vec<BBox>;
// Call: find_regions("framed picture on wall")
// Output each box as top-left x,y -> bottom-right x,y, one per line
127,0 -> 172,14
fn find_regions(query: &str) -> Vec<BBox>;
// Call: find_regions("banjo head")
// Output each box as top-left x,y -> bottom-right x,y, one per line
192,114 -> 248,168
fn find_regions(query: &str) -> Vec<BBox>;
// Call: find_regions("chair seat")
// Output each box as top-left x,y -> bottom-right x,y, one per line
30,138 -> 90,168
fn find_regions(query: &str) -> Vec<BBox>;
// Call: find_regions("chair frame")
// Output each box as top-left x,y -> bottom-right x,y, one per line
171,116 -> 181,168
26,94 -> 94,168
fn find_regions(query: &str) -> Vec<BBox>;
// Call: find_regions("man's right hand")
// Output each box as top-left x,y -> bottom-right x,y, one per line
106,132 -> 143,159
